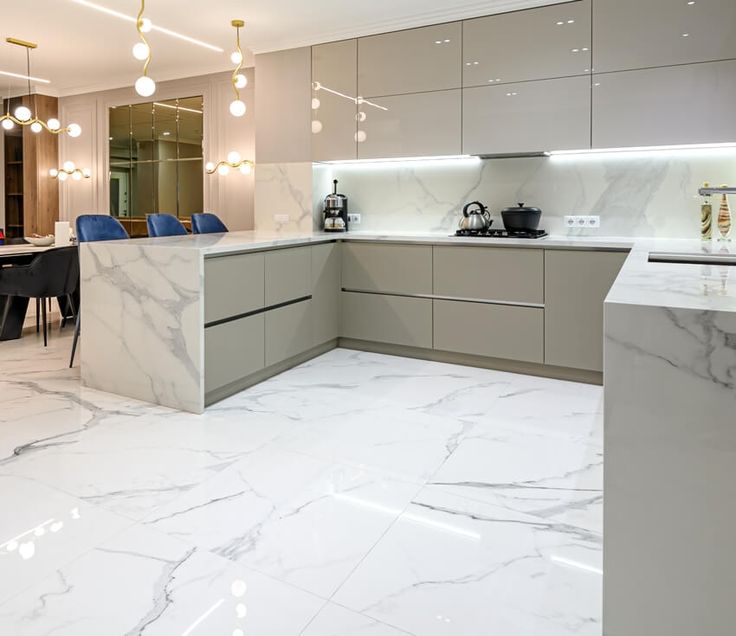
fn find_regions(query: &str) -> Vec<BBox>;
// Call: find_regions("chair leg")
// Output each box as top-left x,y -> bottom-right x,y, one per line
42,299 -> 47,347
36,298 -> 40,333
70,314 -> 80,368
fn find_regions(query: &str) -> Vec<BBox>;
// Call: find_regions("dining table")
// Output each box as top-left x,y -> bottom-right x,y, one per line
0,243 -> 59,341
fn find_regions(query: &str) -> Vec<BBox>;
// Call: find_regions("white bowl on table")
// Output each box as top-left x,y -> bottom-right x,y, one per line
24,235 -> 55,247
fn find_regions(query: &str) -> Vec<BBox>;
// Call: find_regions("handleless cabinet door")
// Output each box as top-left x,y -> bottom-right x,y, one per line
265,299 -> 313,366
204,253 -> 265,324
311,242 -> 340,346
342,242 -> 432,295
463,0 -> 591,87
357,90 -> 461,160
341,292 -> 432,349
434,246 -> 544,304
463,76 -> 591,155
358,23 -> 461,97
545,249 -> 628,372
592,61 -> 736,148
312,40 -> 358,161
265,246 -> 311,306
593,0 -> 736,73
205,314 -> 265,394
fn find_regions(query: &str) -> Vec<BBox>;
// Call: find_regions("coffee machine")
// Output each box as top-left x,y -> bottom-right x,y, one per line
322,179 -> 349,232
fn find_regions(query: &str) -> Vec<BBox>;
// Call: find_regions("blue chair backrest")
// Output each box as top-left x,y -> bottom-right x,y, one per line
76,215 -> 129,243
147,213 -> 187,238
191,213 -> 228,234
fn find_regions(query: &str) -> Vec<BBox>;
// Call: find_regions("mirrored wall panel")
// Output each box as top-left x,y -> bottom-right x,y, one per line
109,96 -> 203,234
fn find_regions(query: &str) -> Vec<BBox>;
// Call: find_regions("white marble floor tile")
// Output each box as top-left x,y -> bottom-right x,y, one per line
0,523 -> 324,636
0,475 -> 133,605
334,488 -> 602,636
301,602 -> 413,636
143,447 -> 421,598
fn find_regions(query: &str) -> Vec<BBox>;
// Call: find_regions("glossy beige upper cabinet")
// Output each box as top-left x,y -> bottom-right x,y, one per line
358,90 -> 461,159
592,60 -> 736,148
463,0 -> 591,87
463,76 -> 590,155
593,0 -> 736,73
312,40 -> 357,161
357,23 -> 461,97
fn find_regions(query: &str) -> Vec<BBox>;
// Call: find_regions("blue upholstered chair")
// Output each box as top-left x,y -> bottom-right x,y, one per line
191,213 -> 228,234
146,213 -> 188,237
76,214 -> 129,242
70,215 -> 130,367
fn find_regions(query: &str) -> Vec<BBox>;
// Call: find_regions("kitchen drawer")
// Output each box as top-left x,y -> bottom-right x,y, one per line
342,242 -> 432,295
265,299 -> 313,366
204,253 -> 265,324
205,314 -> 265,393
433,246 -> 544,304
433,299 -> 543,364
265,246 -> 312,306
341,292 -> 432,349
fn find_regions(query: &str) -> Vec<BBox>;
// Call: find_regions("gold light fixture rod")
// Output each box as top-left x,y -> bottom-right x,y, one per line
6,37 -> 38,49
231,19 -> 245,28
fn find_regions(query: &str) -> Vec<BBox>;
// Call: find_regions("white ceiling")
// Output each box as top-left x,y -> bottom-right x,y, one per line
1,0 -> 558,97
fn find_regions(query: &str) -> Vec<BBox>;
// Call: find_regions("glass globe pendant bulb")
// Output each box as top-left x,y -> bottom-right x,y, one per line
234,74 -> 247,89
230,51 -> 243,65
132,42 -> 150,61
47,118 -> 60,130
229,100 -> 246,117
30,122 -> 42,133
49,168 -> 58,177
63,161 -> 76,172
355,130 -> 367,143
311,120 -> 323,134
239,163 -> 252,175
57,171 -> 68,182
227,150 -> 242,164
217,163 -> 230,176
14,106 -> 31,121
67,123 -> 82,138
72,171 -> 82,181
135,76 -> 156,97
205,162 -> 215,172
1,118 -> 14,130
82,168 -> 91,178
311,98 -> 320,110
139,17 -> 152,33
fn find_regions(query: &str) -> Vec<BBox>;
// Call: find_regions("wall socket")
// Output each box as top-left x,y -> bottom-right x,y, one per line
564,215 -> 600,229
347,213 -> 362,225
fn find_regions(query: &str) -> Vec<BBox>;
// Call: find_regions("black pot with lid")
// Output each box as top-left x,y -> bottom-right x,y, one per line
501,203 -> 542,232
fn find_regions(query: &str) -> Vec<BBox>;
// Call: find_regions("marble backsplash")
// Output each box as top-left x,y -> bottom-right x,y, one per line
311,149 -> 736,238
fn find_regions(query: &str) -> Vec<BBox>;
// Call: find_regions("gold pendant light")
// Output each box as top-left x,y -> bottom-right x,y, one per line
0,38 -> 81,137
50,161 -> 91,182
133,0 -> 155,96
229,19 -> 247,117
205,151 -> 253,177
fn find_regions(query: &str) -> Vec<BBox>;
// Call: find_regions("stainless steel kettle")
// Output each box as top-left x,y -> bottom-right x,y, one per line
458,201 -> 492,231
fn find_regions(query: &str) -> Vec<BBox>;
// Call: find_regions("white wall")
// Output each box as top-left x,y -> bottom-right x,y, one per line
58,69 -> 256,231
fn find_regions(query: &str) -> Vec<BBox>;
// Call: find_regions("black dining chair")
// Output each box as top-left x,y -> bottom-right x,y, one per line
0,247 -> 79,347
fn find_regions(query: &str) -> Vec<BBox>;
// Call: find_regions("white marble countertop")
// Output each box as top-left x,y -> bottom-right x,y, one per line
90,230 -> 736,314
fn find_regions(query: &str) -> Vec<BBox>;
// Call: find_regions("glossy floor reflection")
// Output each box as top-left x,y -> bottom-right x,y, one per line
0,329 -> 603,635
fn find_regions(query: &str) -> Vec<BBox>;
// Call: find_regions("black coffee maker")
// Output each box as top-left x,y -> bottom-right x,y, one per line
323,180 -> 349,232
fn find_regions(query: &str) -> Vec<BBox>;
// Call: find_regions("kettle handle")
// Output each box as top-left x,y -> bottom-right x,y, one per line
462,201 -> 485,217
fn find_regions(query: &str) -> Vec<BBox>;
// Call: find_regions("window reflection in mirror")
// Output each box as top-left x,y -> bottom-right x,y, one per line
108,96 -> 203,235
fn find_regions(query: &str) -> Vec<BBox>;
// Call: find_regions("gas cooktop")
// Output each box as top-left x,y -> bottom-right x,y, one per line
454,228 -> 548,239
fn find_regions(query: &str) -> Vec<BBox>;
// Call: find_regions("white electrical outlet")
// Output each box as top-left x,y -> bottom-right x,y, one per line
564,215 -> 577,227
348,213 -> 362,225
564,215 -> 600,229
274,214 -> 290,224
586,215 -> 600,228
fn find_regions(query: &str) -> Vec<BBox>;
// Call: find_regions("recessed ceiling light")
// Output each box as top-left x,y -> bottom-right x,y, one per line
154,102 -> 203,114
444,39 -> 450,43
0,69 -> 51,84
571,48 -> 580,53
687,1 -> 695,4
162,131 -> 171,136
567,19 -> 575,23
70,0 -> 223,52
582,47 -> 589,51
556,20 -> 564,25
682,32 -> 690,36
434,40 -> 442,44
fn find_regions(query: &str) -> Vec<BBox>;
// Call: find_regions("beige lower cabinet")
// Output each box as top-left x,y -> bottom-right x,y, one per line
433,246 -> 544,304
265,299 -> 314,366
265,246 -> 312,306
312,243 -> 340,346
433,299 -> 543,364
205,314 -> 265,394
544,249 -> 628,371
341,291 -> 432,348
204,253 -> 265,324
342,242 -> 432,295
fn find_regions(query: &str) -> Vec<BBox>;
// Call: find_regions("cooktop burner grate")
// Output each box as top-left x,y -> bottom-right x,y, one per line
454,228 -> 548,239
